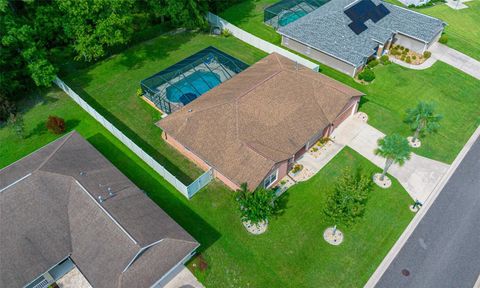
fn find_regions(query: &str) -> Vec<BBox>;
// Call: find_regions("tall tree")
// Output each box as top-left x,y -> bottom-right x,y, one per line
405,101 -> 442,142
375,134 -> 411,181
164,0 -> 208,29
57,0 -> 136,61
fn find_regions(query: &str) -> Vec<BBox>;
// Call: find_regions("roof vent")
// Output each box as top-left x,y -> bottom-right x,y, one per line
98,195 -> 104,203
188,109 -> 193,113
108,187 -> 114,197
79,171 -> 87,176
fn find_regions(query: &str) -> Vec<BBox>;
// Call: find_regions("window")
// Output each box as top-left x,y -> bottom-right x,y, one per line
264,169 -> 278,188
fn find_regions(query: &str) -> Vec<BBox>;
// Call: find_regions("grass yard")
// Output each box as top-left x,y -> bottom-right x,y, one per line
220,0 -> 282,44
0,91 -> 414,287
61,31 -> 267,184
384,0 -> 480,61
334,62 -> 480,164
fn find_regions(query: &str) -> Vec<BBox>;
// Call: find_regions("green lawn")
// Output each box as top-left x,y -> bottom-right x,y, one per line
220,0 -> 282,44
331,62 -> 480,164
61,32 -> 267,184
385,0 -> 480,61
0,90 -> 414,287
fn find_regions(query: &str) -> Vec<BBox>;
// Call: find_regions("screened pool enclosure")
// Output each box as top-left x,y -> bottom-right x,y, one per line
264,0 -> 330,29
141,47 -> 248,114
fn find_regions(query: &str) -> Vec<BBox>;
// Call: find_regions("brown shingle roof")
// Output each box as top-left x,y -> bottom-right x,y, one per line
158,53 -> 363,189
0,132 -> 198,288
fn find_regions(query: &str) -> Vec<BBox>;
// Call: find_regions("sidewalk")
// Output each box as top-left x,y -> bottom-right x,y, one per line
430,43 -> 480,80
332,115 -> 449,203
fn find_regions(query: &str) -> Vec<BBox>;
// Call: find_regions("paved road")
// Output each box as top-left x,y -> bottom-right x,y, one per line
376,137 -> 480,288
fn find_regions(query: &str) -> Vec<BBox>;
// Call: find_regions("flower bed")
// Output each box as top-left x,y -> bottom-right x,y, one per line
389,45 -> 429,65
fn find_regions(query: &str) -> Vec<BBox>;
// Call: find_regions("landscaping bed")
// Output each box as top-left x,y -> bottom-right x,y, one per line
389,44 -> 431,65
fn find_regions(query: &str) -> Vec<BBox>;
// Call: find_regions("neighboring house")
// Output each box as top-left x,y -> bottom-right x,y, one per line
278,0 -> 445,76
158,53 -> 363,191
398,0 -> 430,7
0,132 -> 199,288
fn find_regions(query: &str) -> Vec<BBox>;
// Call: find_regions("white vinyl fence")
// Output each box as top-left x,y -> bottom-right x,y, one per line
207,12 -> 319,71
54,77 -> 212,199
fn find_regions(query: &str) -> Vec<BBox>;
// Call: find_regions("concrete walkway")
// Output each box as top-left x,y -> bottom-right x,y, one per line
430,43 -> 480,80
445,0 -> 472,9
390,55 -> 437,70
331,115 -> 449,203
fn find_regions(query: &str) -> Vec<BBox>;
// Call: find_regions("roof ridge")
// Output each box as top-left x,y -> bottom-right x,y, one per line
35,132 -> 75,172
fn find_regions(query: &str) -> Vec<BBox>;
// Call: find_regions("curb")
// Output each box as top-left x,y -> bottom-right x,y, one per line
364,125 -> 480,288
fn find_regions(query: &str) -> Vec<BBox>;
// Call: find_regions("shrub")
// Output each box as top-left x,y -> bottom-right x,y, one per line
7,113 -> 25,139
46,115 -> 66,134
439,34 -> 448,44
136,88 -> 143,97
324,168 -> 372,226
401,55 -> 406,61
222,28 -> 232,37
405,48 -> 410,53
235,184 -> 281,225
367,59 -> 379,68
406,56 -> 411,63
291,164 -> 303,174
311,147 -> 318,152
358,68 -> 375,82
423,51 -> 432,59
399,46 -> 404,51
379,55 -> 389,64
412,55 -> 417,60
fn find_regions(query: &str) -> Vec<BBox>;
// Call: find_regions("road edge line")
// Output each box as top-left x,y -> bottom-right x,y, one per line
364,125 -> 480,288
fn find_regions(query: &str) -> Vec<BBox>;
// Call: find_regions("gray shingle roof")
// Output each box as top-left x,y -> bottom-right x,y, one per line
0,132 -> 199,288
278,0 -> 444,66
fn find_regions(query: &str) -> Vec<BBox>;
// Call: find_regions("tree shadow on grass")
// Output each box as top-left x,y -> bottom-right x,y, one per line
220,1 -> 257,26
69,83 -> 196,184
87,133 -> 221,252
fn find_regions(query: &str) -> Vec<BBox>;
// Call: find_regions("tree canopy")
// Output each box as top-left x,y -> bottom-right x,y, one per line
324,168 -> 372,226
405,101 -> 442,141
0,0 -> 241,121
375,134 -> 411,180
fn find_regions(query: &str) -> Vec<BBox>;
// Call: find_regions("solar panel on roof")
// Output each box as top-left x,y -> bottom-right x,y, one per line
344,0 -> 390,35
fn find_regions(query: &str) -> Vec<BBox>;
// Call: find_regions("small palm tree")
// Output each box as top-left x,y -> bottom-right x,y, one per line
405,101 -> 442,142
375,134 -> 411,181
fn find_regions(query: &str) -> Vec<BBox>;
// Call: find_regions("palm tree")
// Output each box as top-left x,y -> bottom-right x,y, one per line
405,101 -> 442,142
375,134 -> 411,181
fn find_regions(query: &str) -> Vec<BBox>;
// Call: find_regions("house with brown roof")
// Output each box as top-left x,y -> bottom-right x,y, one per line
158,53 -> 364,191
0,132 -> 199,288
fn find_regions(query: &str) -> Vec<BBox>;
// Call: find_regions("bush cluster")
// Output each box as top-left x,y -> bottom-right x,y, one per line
46,115 -> 66,134
358,68 -> 375,82
367,59 -> 379,68
423,51 -> 432,59
439,34 -> 448,44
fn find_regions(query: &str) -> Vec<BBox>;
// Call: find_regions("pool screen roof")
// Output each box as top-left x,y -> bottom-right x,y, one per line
264,0 -> 330,28
141,46 -> 248,114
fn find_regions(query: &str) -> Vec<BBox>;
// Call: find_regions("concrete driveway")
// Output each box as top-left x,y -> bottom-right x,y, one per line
332,116 -> 449,203
430,43 -> 480,80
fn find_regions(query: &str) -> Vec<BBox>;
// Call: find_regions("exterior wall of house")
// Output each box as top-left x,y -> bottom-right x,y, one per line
393,33 -> 428,53
162,132 -> 210,171
332,96 -> 360,129
163,132 -> 241,191
426,30 -> 442,50
282,36 -> 358,76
